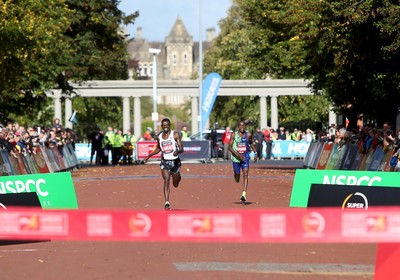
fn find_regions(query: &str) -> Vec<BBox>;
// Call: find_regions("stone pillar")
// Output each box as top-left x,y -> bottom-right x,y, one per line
123,96 -> 130,133
270,96 -> 278,130
65,98 -> 73,128
260,96 -> 267,129
53,90 -> 62,123
191,96 -> 198,135
134,97 -> 141,139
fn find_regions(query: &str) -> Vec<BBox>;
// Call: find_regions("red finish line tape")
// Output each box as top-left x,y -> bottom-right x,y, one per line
1,206 -> 400,243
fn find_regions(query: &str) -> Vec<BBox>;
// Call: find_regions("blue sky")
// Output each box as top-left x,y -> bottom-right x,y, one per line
118,0 -> 232,41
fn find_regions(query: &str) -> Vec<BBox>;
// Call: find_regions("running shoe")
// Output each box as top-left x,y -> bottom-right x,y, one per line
240,192 -> 247,202
164,201 -> 171,210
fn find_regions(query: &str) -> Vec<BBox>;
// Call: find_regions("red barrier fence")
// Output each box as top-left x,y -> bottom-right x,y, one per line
0,206 -> 399,243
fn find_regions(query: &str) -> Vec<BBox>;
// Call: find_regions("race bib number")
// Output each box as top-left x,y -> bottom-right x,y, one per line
161,140 -> 174,153
237,142 -> 246,154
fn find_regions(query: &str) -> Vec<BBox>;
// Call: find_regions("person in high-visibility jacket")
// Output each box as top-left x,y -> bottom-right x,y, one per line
103,126 -> 114,165
112,129 -> 124,165
122,129 -> 137,164
180,125 -> 190,141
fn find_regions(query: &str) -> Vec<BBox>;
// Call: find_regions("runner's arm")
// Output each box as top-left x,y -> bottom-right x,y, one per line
144,139 -> 161,163
173,131 -> 184,156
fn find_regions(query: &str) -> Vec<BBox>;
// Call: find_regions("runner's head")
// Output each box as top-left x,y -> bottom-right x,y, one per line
161,118 -> 171,133
237,121 -> 246,133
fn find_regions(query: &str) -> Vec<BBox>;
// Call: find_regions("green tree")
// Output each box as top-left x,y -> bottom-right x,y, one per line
0,0 -> 138,126
0,0 -> 73,123
204,0 -> 329,129
298,0 -> 400,127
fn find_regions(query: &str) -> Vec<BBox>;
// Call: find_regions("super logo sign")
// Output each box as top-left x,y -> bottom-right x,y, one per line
291,170 -> 400,208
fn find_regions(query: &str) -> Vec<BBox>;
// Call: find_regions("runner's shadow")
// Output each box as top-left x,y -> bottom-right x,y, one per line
0,240 -> 49,246
233,201 -> 253,206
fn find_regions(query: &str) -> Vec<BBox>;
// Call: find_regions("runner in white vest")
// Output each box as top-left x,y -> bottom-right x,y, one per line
144,118 -> 184,210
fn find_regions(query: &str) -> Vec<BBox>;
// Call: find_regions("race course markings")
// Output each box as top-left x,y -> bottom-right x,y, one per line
174,262 -> 374,276
73,174 -> 290,182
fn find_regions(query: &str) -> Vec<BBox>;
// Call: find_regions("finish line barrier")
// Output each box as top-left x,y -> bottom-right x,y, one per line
1,206 -> 398,279
2,206 -> 399,242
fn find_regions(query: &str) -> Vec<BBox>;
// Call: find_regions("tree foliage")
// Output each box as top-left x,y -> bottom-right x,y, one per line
300,0 -> 400,127
0,0 -> 138,126
204,0 -> 330,130
206,0 -> 400,129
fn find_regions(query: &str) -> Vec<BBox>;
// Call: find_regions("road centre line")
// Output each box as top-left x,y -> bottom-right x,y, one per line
174,262 -> 374,276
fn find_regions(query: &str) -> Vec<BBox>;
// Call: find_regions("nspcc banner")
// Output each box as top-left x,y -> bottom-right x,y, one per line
308,184 -> 400,209
290,169 -> 400,207
0,172 -> 78,209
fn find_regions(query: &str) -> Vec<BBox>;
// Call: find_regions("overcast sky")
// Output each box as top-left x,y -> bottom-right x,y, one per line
118,0 -> 232,41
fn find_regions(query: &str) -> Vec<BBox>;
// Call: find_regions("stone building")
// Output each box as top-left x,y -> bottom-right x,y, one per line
127,16 -> 215,105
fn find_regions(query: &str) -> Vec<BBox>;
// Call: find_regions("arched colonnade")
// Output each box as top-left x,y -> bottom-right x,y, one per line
49,79 -> 336,138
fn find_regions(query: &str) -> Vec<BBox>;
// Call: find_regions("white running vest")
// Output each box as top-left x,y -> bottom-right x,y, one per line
159,131 -> 178,160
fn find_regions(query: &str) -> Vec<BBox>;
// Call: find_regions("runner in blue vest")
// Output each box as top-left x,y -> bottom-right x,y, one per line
228,120 -> 258,203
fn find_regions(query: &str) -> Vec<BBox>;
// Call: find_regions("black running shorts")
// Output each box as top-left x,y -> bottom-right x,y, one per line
160,158 -> 181,174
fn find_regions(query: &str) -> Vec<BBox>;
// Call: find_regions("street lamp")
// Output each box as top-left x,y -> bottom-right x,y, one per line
198,0 -> 203,138
149,48 -> 161,131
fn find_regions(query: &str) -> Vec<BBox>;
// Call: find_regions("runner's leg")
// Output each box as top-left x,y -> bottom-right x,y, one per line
161,169 -> 171,203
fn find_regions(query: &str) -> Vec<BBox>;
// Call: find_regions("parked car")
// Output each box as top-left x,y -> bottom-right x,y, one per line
189,129 -> 225,158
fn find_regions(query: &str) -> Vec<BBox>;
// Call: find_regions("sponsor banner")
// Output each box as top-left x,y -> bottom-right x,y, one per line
0,173 -> 78,209
316,143 -> 334,170
0,152 -> 8,176
2,207 -> 400,243
200,72 -> 222,132
75,143 -> 112,162
136,141 -> 160,159
51,147 -> 66,171
369,146 -> 385,171
290,169 -> 400,207
23,153 -> 39,174
308,184 -> 400,209
341,144 -> 358,170
325,144 -> 340,170
0,193 -> 41,210
136,141 -> 212,160
75,143 -> 92,162
16,154 -> 29,175
350,149 -> 364,170
1,150 -> 13,175
359,148 -> 374,171
32,146 -> 51,173
272,140 -> 310,158
180,141 -> 211,159
8,154 -> 22,175
310,142 -> 325,169
383,148 -> 396,172
303,142 -> 318,168
334,144 -> 349,170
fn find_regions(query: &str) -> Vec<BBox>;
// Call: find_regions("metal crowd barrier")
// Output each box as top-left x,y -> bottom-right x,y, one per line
303,141 -> 398,171
0,143 -> 79,175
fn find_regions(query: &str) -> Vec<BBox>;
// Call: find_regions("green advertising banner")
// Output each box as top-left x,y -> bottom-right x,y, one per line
0,172 -> 78,209
290,169 -> 400,208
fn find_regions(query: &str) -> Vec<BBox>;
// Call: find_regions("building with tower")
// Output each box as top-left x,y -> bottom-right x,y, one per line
127,17 -> 215,105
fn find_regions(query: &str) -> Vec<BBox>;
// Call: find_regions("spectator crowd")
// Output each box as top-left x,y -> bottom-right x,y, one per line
0,118 -> 77,159
216,121 -> 400,164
